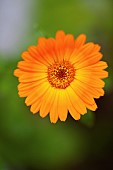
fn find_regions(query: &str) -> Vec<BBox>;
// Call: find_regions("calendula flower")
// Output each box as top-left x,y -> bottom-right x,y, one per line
14,31 -> 108,123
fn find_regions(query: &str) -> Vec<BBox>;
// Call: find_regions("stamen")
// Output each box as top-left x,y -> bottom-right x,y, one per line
48,61 -> 75,89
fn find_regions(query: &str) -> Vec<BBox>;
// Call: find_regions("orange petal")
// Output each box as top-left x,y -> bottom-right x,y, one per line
75,74 -> 105,88
19,72 -> 47,83
57,90 -> 68,121
69,43 -> 95,65
40,87 -> 56,118
64,34 -> 75,48
64,34 -> 75,61
85,102 -> 97,111
70,80 -> 95,104
76,68 -> 108,79
28,46 -> 49,66
56,30 -> 66,40
65,91 -> 80,120
75,34 -> 86,48
84,61 -> 108,70
38,37 -> 58,63
92,44 -> 101,52
17,61 -> 47,72
74,52 -> 102,69
25,82 -> 50,106
46,38 -> 58,62
37,44 -> 54,65
38,37 -> 47,45
18,79 -> 46,91
30,99 -> 41,114
77,79 -> 105,98
14,69 -> 22,77
18,90 -> 30,97
79,42 -> 95,55
21,52 -> 36,62
55,31 -> 66,62
49,90 -> 59,123
55,37 -> 65,62
66,86 -> 87,115
96,88 -> 105,96
70,80 -> 98,111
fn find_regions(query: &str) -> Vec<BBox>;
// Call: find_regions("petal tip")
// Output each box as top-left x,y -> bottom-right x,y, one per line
56,30 -> 66,39
14,69 -> 19,77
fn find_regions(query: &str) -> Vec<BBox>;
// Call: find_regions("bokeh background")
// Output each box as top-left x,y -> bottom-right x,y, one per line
0,0 -> 113,169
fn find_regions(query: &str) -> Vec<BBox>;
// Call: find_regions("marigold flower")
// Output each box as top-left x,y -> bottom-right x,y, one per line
14,31 -> 108,123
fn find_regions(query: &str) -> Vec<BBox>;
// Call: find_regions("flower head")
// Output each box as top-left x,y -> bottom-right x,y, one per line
14,31 -> 108,123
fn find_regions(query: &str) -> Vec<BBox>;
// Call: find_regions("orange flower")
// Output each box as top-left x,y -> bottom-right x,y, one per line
14,31 -> 108,123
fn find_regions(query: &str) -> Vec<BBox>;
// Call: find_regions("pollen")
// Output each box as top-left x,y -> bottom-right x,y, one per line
48,61 -> 75,89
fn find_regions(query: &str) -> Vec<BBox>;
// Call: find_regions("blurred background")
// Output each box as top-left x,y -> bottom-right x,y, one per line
0,0 -> 113,169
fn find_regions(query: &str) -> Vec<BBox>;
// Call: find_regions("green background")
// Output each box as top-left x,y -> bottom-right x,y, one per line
0,0 -> 113,169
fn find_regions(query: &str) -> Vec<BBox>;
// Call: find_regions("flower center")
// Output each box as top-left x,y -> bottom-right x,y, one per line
48,61 -> 75,89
